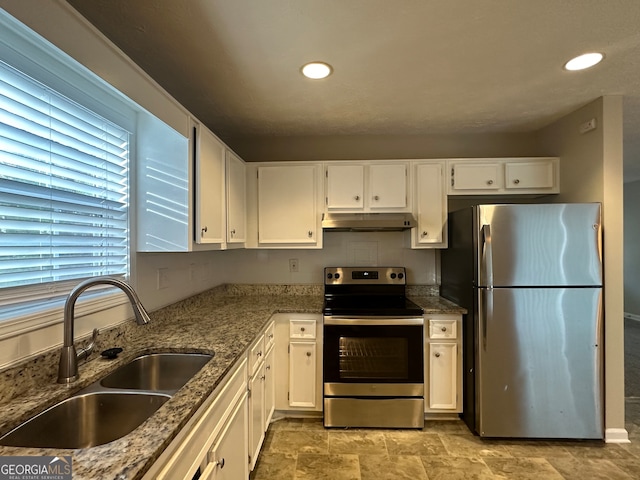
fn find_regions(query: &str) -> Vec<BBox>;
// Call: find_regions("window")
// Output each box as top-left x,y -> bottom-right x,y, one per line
0,9 -> 138,325
0,61 -> 130,305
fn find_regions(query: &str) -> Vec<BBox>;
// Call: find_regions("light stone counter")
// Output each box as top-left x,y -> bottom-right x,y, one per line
0,283 -> 462,479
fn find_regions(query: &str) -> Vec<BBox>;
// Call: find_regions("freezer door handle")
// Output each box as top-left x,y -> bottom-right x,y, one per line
481,224 -> 494,287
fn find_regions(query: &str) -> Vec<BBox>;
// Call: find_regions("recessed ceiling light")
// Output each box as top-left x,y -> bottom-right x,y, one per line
301,62 -> 333,79
564,52 -> 604,71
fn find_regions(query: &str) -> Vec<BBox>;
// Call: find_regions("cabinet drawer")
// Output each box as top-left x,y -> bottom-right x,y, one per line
264,321 -> 275,352
249,335 -> 265,376
290,319 -> 316,339
428,319 -> 457,339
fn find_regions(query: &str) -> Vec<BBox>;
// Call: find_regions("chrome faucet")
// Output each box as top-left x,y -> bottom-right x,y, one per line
57,277 -> 151,384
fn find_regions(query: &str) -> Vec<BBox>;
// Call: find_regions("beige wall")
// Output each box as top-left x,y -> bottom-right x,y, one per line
536,96 -> 626,441
228,133 -> 540,162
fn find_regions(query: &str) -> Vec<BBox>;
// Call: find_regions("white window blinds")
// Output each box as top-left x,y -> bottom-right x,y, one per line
0,61 -> 130,293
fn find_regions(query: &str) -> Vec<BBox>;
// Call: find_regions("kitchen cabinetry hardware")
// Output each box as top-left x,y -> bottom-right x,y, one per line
201,226 -> 207,236
487,180 -> 494,185
373,195 -> 380,200
435,352 -> 441,357
308,230 -> 313,237
441,327 -> 447,332
306,351 -> 312,357
513,179 -> 520,184
422,231 -> 428,237
354,195 -> 360,201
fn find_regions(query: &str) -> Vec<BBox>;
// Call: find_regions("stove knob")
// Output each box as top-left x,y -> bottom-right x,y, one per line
335,273 -> 340,279
390,273 -> 397,279
327,273 -> 333,279
398,273 -> 404,279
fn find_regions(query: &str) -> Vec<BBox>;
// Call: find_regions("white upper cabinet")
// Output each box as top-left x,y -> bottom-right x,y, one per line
326,164 -> 364,209
411,161 -> 447,248
195,124 -> 226,245
226,150 -> 246,244
325,162 -> 410,212
255,164 -> 323,247
448,158 -> 559,195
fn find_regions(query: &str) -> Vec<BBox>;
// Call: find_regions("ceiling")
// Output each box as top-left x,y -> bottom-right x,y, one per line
64,0 -> 640,180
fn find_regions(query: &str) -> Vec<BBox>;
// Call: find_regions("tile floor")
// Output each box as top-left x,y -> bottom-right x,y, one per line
250,401 -> 640,480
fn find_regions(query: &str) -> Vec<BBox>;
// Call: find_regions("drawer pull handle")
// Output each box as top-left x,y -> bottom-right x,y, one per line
434,352 -> 441,358
441,327 -> 447,332
300,327 -> 305,332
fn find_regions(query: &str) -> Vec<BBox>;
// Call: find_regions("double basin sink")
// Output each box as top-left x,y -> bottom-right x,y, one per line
0,352 -> 213,449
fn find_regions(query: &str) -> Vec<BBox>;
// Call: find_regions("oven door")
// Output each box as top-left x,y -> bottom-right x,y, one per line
323,317 -> 424,397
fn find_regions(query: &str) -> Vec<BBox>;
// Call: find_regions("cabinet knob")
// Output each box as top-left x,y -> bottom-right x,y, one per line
257,351 -> 262,357
441,326 -> 447,332
308,230 -> 313,237
306,351 -> 312,357
487,180 -> 494,185
215,458 -> 225,469
230,228 -> 236,236
434,352 -> 441,358
300,327 -> 305,332
201,226 -> 208,236
513,179 -> 520,184
261,374 -> 266,381
266,364 -> 271,370
421,231 -> 428,237
355,195 -> 360,201
269,333 -> 274,339
373,195 -> 380,201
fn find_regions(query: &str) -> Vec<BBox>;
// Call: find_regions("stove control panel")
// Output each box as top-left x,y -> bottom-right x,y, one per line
324,267 -> 406,285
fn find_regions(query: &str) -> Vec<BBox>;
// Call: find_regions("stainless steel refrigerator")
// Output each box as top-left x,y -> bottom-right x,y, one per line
441,203 -> 603,439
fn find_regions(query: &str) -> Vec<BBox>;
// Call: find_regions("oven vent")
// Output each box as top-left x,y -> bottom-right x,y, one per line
322,213 -> 416,232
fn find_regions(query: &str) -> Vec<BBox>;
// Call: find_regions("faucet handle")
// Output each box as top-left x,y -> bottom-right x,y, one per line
77,328 -> 99,362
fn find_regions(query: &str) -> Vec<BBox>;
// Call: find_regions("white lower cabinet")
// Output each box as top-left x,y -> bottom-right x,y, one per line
425,314 -> 463,413
143,359 -> 248,480
289,341 -> 317,408
202,393 -> 248,480
274,313 -> 323,413
248,321 -> 275,471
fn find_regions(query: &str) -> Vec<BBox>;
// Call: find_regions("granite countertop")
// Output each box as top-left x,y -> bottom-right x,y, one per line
0,284 -> 464,480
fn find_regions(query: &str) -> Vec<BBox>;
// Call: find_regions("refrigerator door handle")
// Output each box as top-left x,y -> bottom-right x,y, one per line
479,288 -> 493,350
481,224 -> 494,287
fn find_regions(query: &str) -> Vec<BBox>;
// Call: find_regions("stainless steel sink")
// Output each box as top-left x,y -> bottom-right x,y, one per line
100,353 -> 213,392
0,392 -> 170,448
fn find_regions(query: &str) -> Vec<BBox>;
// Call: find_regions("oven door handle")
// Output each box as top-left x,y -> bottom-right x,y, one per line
324,317 -> 424,326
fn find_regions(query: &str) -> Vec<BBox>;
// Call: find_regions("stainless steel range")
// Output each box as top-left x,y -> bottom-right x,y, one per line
322,267 -> 424,428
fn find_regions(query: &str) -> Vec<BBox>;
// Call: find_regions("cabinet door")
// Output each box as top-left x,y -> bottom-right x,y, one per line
205,393 -> 248,480
368,164 -> 408,210
258,165 -> 319,244
264,346 -> 275,429
195,126 -> 226,245
413,162 -> 445,246
226,151 -> 246,243
451,163 -> 501,191
505,160 -> 554,190
289,341 -> 316,408
428,342 -> 457,409
326,164 -> 364,210
248,366 -> 265,471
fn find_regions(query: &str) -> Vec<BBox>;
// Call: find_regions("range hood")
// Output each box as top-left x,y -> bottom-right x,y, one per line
321,213 -> 416,232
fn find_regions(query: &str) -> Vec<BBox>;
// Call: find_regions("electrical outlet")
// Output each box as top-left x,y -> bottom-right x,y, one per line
289,258 -> 299,272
